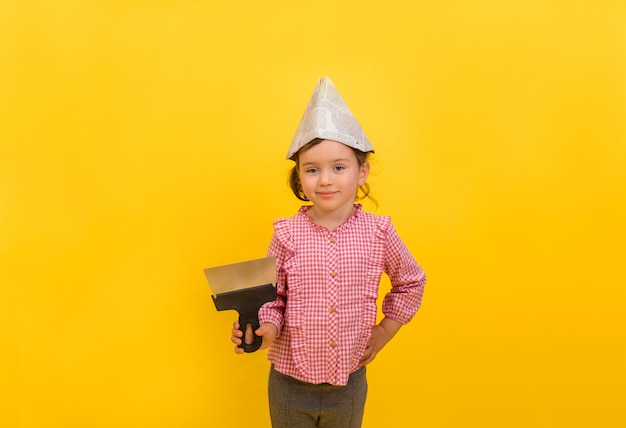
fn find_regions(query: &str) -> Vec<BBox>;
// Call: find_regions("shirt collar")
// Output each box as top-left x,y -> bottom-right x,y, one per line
298,204 -> 362,232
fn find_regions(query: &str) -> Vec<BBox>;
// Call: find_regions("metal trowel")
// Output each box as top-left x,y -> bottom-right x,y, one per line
203,256 -> 277,353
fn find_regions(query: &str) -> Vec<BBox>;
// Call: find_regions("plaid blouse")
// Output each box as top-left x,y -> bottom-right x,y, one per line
258,205 -> 426,386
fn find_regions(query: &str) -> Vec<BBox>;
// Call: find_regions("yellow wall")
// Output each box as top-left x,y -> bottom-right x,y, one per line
2,1 -> 625,427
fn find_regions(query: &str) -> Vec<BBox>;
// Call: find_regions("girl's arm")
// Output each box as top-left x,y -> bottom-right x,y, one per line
257,231 -> 288,334
360,222 -> 426,364
230,231 -> 288,354
381,223 -> 426,325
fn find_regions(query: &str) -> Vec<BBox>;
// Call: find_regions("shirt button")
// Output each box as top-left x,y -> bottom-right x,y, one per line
330,271 -> 337,277
330,307 -> 337,313
330,341 -> 337,347
329,236 -> 336,243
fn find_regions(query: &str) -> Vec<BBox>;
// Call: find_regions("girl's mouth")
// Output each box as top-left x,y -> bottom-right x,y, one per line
317,191 -> 337,198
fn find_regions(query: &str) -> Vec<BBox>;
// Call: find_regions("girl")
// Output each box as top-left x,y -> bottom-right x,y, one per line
231,77 -> 426,428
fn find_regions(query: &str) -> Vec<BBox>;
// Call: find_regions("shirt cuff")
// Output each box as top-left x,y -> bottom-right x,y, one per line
258,307 -> 284,337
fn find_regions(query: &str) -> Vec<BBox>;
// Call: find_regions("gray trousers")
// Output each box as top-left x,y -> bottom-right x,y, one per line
268,365 -> 368,428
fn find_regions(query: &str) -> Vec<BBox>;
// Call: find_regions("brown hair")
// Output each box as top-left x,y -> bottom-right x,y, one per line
288,139 -> 375,204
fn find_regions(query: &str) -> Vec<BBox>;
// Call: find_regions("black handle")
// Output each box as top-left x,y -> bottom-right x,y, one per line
238,311 -> 263,353
210,283 -> 277,353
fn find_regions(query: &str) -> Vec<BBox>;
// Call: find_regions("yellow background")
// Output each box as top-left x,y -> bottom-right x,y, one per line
2,1 -> 625,427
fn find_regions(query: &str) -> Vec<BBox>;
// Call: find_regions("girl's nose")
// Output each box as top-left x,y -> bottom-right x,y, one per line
319,170 -> 332,185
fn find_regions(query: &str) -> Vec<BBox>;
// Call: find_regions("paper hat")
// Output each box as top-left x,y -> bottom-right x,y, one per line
286,76 -> 374,160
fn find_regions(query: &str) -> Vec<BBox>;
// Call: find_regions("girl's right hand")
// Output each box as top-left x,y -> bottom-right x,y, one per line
231,321 -> 277,354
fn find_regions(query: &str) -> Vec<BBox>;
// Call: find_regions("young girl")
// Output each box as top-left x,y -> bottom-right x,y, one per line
231,77 -> 426,428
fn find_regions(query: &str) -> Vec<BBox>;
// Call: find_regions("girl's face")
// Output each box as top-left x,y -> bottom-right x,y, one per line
297,139 -> 369,217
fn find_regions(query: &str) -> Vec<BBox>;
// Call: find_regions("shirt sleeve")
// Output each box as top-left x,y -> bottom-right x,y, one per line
258,224 -> 288,335
381,222 -> 426,324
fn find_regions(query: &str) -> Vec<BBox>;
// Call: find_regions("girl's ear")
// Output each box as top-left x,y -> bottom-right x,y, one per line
358,161 -> 370,185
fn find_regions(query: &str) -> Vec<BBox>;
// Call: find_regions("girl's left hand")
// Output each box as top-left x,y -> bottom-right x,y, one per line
360,318 -> 402,366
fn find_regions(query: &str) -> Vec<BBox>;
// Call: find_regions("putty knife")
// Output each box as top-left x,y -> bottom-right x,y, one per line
203,256 -> 277,353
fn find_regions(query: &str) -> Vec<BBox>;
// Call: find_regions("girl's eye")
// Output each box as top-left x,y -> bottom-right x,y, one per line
305,168 -> 318,174
334,165 -> 346,171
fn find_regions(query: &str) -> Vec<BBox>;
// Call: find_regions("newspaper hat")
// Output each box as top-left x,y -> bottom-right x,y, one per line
286,76 -> 374,160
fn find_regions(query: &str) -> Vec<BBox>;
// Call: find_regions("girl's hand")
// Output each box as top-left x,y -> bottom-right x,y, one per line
360,317 -> 402,366
231,321 -> 278,354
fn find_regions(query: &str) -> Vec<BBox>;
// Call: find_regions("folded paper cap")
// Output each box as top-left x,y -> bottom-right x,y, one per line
286,76 -> 374,160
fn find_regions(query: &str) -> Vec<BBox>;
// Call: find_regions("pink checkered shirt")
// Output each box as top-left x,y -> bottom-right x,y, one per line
258,205 -> 426,386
